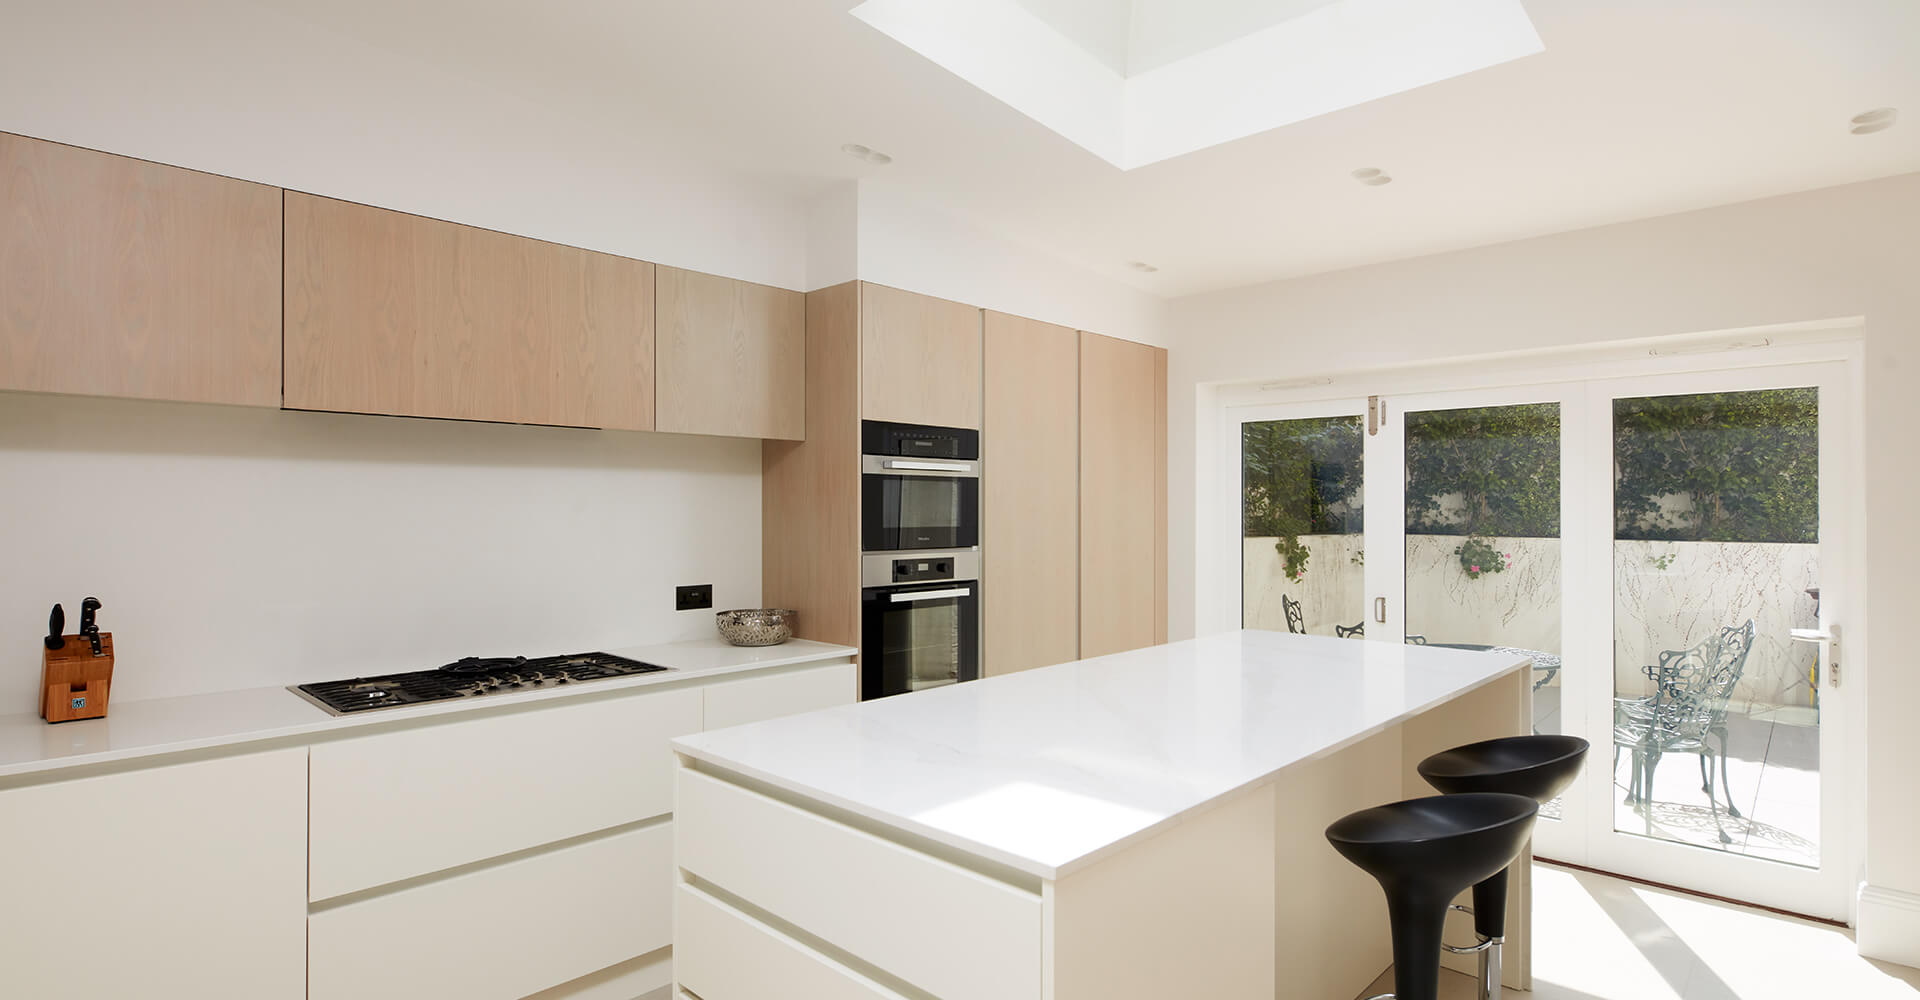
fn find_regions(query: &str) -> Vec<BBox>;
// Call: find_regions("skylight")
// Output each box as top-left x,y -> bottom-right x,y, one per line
850,0 -> 1544,169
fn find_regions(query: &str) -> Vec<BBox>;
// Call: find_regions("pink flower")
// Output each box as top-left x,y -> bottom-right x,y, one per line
1470,565 -> 1481,573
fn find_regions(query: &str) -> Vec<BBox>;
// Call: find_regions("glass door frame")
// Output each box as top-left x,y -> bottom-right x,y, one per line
1369,381 -> 1593,860
1568,359 -> 1858,920
1223,397 -> 1375,635
1214,338 -> 1865,921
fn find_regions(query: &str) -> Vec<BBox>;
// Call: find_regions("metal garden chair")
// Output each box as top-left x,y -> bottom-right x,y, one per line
1613,619 -> 1756,845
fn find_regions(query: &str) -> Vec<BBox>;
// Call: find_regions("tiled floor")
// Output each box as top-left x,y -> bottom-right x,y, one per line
1356,863 -> 1920,1000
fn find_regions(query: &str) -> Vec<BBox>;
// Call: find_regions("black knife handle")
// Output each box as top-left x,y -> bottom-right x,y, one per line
45,604 -> 64,650
79,597 -> 101,635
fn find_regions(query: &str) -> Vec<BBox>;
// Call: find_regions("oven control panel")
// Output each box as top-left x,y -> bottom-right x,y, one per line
861,550 -> 981,588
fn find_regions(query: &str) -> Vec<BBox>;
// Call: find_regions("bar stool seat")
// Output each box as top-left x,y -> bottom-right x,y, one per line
1416,734 -> 1589,802
1415,734 -> 1591,1000
1326,792 -> 1538,1000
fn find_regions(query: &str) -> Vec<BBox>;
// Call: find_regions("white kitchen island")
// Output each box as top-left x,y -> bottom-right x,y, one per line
669,630 -> 1534,1000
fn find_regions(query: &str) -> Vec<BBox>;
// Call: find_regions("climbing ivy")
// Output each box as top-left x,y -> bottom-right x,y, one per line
1240,416 -> 1362,579
1614,388 -> 1818,543
1239,388 -> 1817,549
1405,403 -> 1561,538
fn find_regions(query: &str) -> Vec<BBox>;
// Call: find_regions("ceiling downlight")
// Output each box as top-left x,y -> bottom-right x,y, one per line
1849,108 -> 1898,135
841,143 -> 894,164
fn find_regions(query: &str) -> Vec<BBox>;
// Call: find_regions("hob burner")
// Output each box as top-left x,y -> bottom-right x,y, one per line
294,651 -> 670,716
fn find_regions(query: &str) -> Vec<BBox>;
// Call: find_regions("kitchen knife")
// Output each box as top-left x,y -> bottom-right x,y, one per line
44,604 -> 64,650
79,597 -> 102,656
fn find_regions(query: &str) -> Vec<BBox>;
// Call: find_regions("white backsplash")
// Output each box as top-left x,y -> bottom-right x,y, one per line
0,392 -> 763,712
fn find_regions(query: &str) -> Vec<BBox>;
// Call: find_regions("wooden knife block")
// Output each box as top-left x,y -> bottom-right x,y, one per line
41,633 -> 114,723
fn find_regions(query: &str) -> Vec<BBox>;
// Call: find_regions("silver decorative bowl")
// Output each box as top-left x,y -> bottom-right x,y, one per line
715,609 -> 795,647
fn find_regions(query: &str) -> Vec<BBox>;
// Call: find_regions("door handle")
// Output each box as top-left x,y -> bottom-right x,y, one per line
1374,596 -> 1387,624
890,588 -> 971,603
883,460 -> 974,473
1789,624 -> 1841,687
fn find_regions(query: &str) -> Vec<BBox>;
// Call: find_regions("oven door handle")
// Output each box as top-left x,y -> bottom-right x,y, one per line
882,459 -> 974,473
888,588 -> 973,603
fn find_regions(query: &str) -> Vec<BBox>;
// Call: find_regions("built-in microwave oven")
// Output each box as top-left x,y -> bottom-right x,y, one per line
861,421 -> 980,552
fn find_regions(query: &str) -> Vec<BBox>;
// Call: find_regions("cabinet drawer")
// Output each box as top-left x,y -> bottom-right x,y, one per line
702,661 -> 856,731
312,823 -> 672,1000
311,687 -> 702,899
676,884 -> 904,1000
675,767 -> 1041,1000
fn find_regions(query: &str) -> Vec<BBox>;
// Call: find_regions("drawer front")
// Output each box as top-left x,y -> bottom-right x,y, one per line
311,823 -> 672,1000
311,687 -> 702,899
702,661 -> 856,731
676,884 -> 903,1000
675,767 -> 1041,1000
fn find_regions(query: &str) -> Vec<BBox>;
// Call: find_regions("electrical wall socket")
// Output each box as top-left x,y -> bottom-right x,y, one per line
676,584 -> 713,611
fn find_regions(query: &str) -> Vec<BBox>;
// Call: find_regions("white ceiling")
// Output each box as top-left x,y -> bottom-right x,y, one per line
10,0 -> 1920,297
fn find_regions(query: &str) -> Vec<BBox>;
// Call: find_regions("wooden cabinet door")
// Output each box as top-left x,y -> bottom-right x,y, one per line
0,748 -> 307,998
860,283 -> 981,428
655,265 -> 805,439
1079,332 -> 1167,658
284,192 -> 654,429
0,132 -> 281,406
983,312 -> 1079,675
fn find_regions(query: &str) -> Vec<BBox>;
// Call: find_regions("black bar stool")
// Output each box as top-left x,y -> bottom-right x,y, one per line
1325,792 -> 1539,1000
1416,735 -> 1590,1000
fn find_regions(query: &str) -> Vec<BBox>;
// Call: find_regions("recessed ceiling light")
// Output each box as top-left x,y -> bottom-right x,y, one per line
1850,108 -> 1898,135
840,143 -> 894,165
1352,168 -> 1393,186
1127,261 -> 1159,273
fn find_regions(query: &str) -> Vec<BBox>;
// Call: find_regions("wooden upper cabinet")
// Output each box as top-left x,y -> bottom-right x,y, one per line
859,283 -> 982,429
655,266 -> 805,440
983,312 -> 1080,676
1079,331 -> 1168,659
0,132 -> 281,406
283,193 -> 654,430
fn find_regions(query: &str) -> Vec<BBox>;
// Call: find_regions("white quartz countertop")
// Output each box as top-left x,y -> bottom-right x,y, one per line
672,630 -> 1529,880
0,638 -> 855,780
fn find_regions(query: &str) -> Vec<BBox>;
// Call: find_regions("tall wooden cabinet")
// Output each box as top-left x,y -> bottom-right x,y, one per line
283,192 -> 655,430
0,131 -> 282,406
859,282 -> 983,429
1078,331 -> 1168,658
655,265 -> 805,439
982,311 -> 1080,675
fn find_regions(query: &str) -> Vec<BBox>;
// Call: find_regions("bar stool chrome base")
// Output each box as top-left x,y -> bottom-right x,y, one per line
1442,904 -> 1501,1000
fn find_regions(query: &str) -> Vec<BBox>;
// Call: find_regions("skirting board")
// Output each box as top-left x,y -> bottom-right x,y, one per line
1857,884 -> 1920,968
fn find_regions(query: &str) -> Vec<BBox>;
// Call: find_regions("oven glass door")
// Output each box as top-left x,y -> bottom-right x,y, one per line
862,474 -> 979,551
861,582 -> 980,700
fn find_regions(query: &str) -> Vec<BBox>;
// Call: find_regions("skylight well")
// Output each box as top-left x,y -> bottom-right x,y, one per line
850,0 -> 1544,169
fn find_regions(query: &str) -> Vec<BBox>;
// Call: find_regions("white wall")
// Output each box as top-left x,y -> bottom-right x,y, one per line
855,183 -> 1169,346
0,394 -> 763,709
1166,172 -> 1920,952
0,0 -> 815,291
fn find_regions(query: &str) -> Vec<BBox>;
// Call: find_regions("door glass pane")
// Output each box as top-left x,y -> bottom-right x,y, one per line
1612,388 -> 1820,866
1241,416 -> 1365,636
1402,403 -> 1565,815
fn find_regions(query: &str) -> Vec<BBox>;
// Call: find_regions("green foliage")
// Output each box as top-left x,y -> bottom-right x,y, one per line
1274,534 -> 1311,582
1405,403 -> 1561,538
1240,416 -> 1364,540
1455,537 -> 1512,579
1614,388 -> 1818,543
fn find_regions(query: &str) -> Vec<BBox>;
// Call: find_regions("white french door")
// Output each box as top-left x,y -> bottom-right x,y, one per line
1227,355 -> 1859,921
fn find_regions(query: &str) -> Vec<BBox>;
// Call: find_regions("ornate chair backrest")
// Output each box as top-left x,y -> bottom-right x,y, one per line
1282,595 -> 1306,635
1644,620 -> 1756,740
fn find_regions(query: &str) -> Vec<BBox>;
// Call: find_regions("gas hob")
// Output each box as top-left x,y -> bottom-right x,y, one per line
293,651 -> 671,716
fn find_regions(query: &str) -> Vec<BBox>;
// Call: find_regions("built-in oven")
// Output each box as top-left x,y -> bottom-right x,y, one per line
861,421 -> 980,552
860,551 -> 980,700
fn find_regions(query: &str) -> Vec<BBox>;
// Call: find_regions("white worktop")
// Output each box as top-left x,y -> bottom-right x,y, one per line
672,630 -> 1529,880
0,638 -> 855,780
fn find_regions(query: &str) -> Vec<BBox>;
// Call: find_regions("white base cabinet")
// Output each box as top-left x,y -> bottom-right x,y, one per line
0,747 -> 307,999
310,823 -> 674,1000
0,655 -> 856,1000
